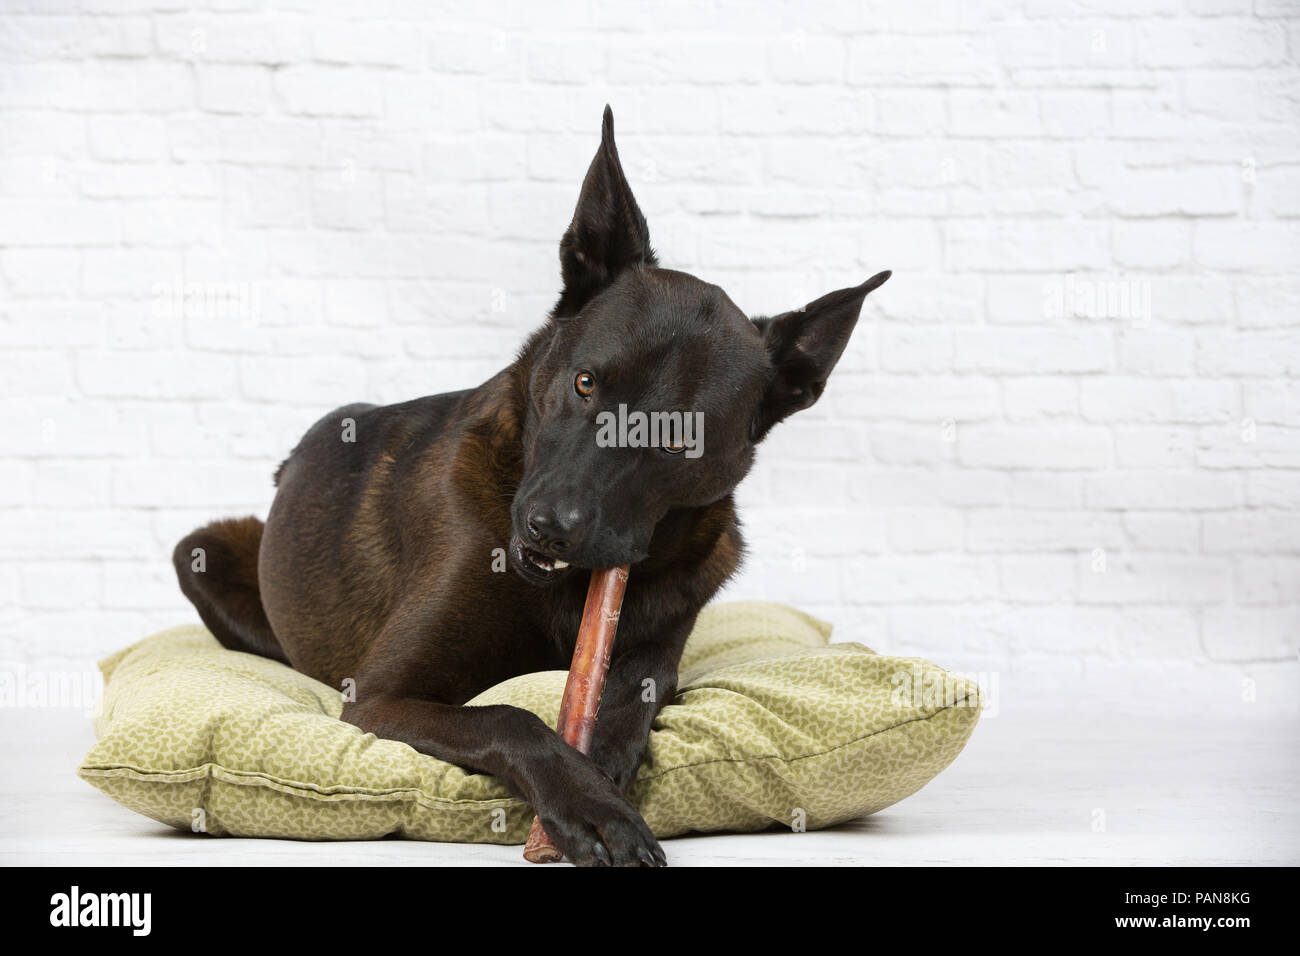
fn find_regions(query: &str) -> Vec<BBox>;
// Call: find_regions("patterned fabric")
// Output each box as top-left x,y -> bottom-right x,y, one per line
78,601 -> 982,844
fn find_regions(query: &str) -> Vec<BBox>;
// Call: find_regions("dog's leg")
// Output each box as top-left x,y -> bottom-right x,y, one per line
342,598 -> 664,866
587,618 -> 694,793
343,696 -> 664,866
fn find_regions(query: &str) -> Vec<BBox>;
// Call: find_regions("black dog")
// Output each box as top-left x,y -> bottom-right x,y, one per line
174,107 -> 889,866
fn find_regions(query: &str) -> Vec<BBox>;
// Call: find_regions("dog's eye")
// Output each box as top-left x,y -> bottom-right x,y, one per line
574,371 -> 596,398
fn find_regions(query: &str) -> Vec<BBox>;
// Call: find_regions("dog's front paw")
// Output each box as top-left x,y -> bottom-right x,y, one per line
536,800 -> 664,867
532,754 -> 665,867
589,739 -> 646,795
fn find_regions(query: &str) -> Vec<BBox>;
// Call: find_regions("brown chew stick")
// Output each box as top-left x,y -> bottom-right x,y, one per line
523,564 -> 631,864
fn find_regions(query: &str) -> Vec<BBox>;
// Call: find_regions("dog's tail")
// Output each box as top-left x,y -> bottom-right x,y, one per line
172,516 -> 289,664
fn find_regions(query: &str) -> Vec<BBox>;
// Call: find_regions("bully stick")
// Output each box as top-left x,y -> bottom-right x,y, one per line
522,563 -> 631,864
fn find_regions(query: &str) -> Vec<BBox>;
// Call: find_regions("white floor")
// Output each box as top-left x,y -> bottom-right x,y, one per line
2,707 -> 1296,866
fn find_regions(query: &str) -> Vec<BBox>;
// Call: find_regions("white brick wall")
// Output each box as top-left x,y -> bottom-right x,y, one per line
1,0 -> 1297,717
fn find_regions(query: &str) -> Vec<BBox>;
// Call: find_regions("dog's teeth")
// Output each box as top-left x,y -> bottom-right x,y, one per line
552,559 -> 569,569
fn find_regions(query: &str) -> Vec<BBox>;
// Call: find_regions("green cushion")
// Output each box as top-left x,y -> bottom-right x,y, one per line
78,601 -> 982,843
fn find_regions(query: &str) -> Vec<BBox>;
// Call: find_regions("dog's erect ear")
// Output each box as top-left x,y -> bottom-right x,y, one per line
751,270 -> 891,442
553,105 -> 657,318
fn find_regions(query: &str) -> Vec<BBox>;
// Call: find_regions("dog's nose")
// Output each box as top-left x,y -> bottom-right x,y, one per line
526,501 -> 588,556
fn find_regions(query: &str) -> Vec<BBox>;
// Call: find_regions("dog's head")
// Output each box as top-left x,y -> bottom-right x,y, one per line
509,107 -> 890,584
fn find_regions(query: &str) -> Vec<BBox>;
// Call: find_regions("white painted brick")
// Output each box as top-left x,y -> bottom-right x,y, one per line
958,425 -> 1112,469
1112,222 -> 1192,269
967,509 -> 1124,552
224,167 -> 310,229
1244,381 -> 1300,424
76,351 -> 237,400
1184,0 -> 1254,14
0,510 -> 155,560
1080,378 -> 1237,424
948,90 -> 1043,137
1123,512 -> 1200,552
610,38 -> 766,86
1250,164 -> 1300,217
854,469 -> 1011,508
1040,89 -> 1111,137
1001,377 -> 1079,420
79,162 -> 217,200
0,14 -> 152,61
868,427 -> 958,465
1195,422 -> 1300,470
1079,553 -> 1232,604
0,200 -> 118,245
875,90 -> 947,135
883,605 -> 1005,661
20,562 -> 100,610
886,508 -> 964,552
1107,167 -> 1240,217
0,460 -> 35,507
760,421 -> 868,464
525,37 -> 606,86
1117,329 -> 1196,376
1010,473 -> 1083,509
1246,472 -> 1300,509
196,65 -> 271,115
759,507 -> 887,558
1234,557 -> 1300,604
1114,426 -> 1198,468
2,399 -> 150,458
0,351 -> 75,397
1085,471 -> 1242,509
1134,20 -> 1288,67
947,221 -> 1111,272
1202,606 -> 1298,660
871,275 -> 984,324
1194,222 -> 1300,270
1111,606 -> 1202,661
88,116 -> 167,161
1197,330 -> 1300,376
954,328 -> 1113,374
846,35 -> 998,86
843,555 -> 999,603
112,459 -> 272,509
1203,512 -> 1300,553
275,66 -> 383,117
33,461 -> 115,509
998,555 -> 1078,603
1,249 -> 81,297
880,326 -> 952,372
153,16 -> 310,65
2,4 -> 1297,692
1152,277 -> 1236,324
719,89 -> 869,136
1186,72 -> 1261,121
986,274 -> 1057,325
312,174 -> 384,231
1236,277 -> 1300,328
101,561 -> 182,610
312,21 -> 423,69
